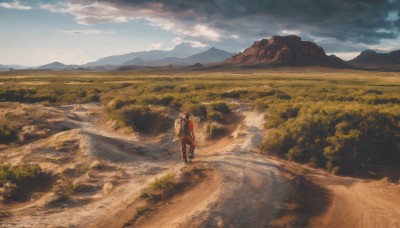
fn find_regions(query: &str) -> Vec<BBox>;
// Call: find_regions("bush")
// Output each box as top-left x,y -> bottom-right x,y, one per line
208,102 -> 231,115
208,111 -> 223,122
109,105 -> 170,133
205,124 -> 226,139
150,173 -> 176,191
107,99 -> 125,111
181,103 -> 207,119
136,206 -> 149,216
263,104 -> 400,174
0,164 -> 50,200
0,124 -> 18,143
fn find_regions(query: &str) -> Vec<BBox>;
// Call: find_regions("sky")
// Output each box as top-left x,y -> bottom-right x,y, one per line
0,0 -> 400,66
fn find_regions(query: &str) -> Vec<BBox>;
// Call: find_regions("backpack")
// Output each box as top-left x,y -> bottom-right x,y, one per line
175,117 -> 190,138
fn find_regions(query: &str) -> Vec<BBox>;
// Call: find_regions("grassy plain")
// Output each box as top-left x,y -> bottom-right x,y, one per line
0,67 -> 399,174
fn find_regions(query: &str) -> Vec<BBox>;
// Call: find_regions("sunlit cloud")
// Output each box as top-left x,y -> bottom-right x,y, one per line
172,38 -> 208,48
150,42 -> 164,50
61,29 -> 115,35
40,1 -> 222,41
0,1 -> 31,10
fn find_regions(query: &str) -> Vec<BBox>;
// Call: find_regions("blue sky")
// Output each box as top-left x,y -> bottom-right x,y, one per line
0,0 -> 399,66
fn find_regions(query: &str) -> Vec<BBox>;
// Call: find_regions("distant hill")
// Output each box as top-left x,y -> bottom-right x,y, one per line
223,35 -> 350,68
185,47 -> 235,64
348,50 -> 400,71
36,62 -> 79,70
122,47 -> 235,66
0,64 -> 28,71
85,43 -> 209,66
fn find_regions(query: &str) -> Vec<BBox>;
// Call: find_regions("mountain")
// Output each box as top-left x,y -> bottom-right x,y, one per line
223,35 -> 349,68
185,47 -> 235,64
348,50 -> 400,71
122,47 -> 235,66
36,62 -> 79,70
0,64 -> 28,71
85,43 -> 209,66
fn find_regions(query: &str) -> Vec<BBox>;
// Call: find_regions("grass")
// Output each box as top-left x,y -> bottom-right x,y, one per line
149,172 -> 176,191
0,163 -> 51,201
0,123 -> 18,143
135,206 -> 150,216
140,172 -> 176,199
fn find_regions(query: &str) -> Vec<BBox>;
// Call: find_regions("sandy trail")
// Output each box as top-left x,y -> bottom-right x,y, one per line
129,110 -> 291,227
308,170 -> 400,228
269,156 -> 400,228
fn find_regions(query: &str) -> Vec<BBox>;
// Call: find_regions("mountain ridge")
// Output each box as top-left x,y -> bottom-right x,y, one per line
348,49 -> 400,71
85,43 -> 209,66
122,47 -> 235,66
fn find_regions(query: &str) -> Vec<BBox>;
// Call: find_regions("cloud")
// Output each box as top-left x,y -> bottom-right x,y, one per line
40,1 -> 221,41
150,42 -> 164,49
61,29 -> 115,35
39,2 -> 131,25
40,0 -> 400,48
0,1 -> 31,10
172,37 -> 209,48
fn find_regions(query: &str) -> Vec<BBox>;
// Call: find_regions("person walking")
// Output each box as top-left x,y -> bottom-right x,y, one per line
177,113 -> 195,163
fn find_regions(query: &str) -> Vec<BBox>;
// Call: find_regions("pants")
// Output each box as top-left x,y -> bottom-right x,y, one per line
180,136 -> 195,162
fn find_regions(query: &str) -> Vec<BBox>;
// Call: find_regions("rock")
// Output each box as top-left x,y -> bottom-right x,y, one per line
224,35 -> 349,68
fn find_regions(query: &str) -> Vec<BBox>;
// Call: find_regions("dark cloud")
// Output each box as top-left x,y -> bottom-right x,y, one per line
93,0 -> 400,44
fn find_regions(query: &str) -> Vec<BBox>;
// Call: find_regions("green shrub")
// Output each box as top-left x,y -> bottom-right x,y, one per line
0,163 -> 50,199
181,102 -> 207,119
205,124 -> 226,139
208,102 -> 231,115
135,206 -> 149,216
109,105 -> 170,133
150,173 -> 176,191
208,111 -> 223,122
107,99 -> 125,110
253,99 -> 269,111
263,104 -> 400,174
0,124 -> 18,143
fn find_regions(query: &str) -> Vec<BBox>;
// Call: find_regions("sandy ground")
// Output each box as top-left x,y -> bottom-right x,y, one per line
308,170 -> 400,227
0,104 -> 183,227
270,157 -> 400,228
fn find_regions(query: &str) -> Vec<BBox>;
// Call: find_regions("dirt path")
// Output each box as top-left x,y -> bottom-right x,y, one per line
270,157 -> 400,228
122,110 -> 291,227
133,165 -> 221,228
308,170 -> 400,228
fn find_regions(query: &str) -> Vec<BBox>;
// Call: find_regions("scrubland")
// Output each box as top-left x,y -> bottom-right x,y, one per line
0,67 -> 399,227
1,68 -> 399,175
